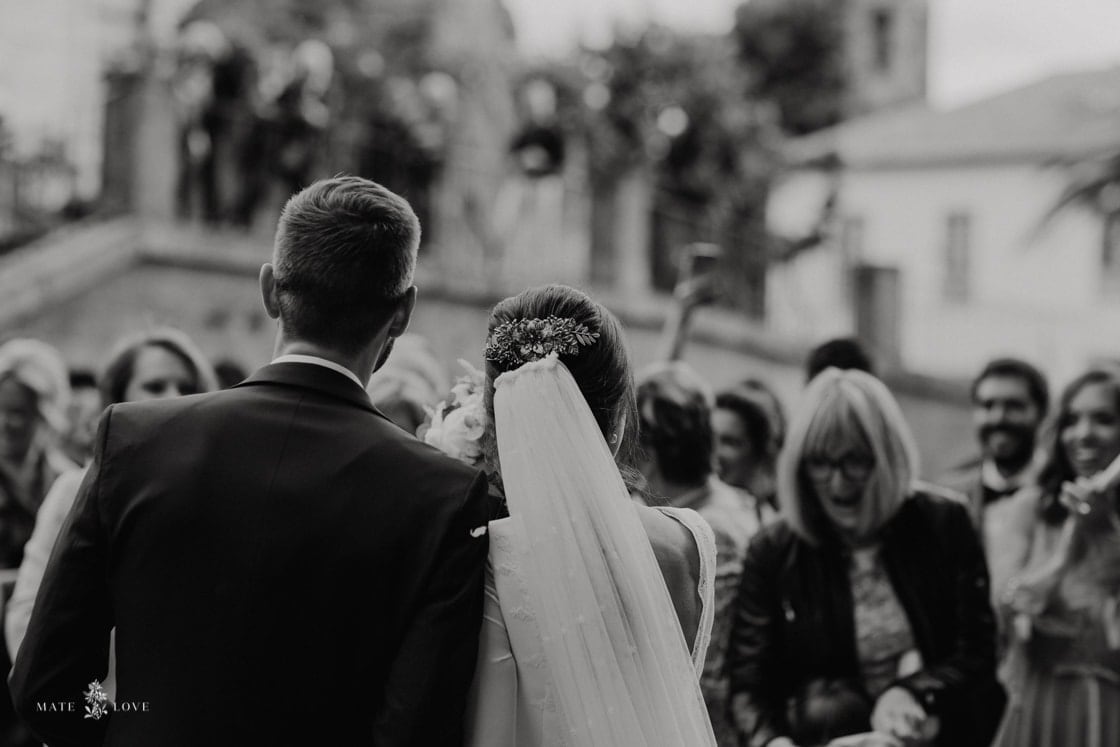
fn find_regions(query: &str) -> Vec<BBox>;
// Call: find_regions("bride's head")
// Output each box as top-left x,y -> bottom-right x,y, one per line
484,284 -> 640,480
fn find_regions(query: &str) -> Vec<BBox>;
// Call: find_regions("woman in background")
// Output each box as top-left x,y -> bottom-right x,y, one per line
0,339 -> 75,571
714,379 -> 785,514
728,368 -> 1004,747
0,338 -> 76,747
5,328 -> 217,658
993,366 -> 1120,746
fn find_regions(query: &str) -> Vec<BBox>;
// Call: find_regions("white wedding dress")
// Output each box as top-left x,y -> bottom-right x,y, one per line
467,508 -> 716,745
464,355 -> 718,746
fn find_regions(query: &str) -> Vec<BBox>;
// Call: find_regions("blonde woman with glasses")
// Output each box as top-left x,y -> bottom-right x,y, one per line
727,368 -> 1005,747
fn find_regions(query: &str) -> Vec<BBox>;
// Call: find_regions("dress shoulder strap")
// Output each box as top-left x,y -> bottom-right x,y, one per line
652,505 -> 716,674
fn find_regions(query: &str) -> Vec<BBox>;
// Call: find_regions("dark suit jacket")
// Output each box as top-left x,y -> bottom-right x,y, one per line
10,362 -> 490,747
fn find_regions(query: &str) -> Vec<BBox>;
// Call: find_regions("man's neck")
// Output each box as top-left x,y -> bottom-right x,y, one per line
982,454 -> 1034,491
989,455 -> 1031,479
273,339 -> 371,387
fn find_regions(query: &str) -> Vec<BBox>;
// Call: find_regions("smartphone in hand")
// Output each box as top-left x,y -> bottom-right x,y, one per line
675,243 -> 723,307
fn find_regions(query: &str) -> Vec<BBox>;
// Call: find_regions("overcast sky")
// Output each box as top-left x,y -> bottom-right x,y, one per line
505,0 -> 1120,107
3,0 -> 1120,162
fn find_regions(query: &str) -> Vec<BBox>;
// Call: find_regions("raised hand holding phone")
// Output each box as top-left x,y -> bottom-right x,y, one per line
661,243 -> 723,361
674,243 -> 722,309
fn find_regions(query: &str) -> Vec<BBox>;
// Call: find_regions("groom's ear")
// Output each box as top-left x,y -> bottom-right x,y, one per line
387,286 -> 417,338
259,263 -> 281,320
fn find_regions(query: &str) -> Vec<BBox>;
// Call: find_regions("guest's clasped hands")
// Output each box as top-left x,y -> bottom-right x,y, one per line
768,684 -> 938,747
867,686 -> 938,745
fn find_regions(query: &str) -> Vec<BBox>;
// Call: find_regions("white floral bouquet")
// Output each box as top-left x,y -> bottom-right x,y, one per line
422,359 -> 491,468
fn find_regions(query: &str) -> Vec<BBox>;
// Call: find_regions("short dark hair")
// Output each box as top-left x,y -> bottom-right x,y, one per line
637,362 -> 714,486
805,337 -> 874,382
273,176 -> 419,354
715,386 -> 777,460
970,357 -> 1049,416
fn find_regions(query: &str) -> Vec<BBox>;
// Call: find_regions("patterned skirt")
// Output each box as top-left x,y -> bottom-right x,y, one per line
994,664 -> 1120,747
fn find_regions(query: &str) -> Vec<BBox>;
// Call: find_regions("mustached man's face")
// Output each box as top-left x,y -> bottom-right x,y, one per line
973,375 -> 1043,469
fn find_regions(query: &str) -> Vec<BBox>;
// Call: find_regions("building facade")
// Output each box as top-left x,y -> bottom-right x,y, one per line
766,66 -> 1120,384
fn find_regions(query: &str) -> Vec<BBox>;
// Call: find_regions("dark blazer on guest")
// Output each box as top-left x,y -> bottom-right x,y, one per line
728,491 -> 1006,747
10,362 -> 490,747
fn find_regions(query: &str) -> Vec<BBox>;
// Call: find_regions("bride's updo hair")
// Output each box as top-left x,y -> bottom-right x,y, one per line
485,284 -> 640,482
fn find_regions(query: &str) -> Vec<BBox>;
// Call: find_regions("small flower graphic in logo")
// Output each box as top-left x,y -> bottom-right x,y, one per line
83,680 -> 109,720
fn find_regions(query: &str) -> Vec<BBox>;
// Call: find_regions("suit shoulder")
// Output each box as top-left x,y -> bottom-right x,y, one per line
369,430 -> 487,514
98,395 -> 212,444
376,428 -> 482,481
108,390 -> 220,422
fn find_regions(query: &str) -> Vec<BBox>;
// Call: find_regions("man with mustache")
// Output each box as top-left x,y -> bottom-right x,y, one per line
939,358 -> 1049,536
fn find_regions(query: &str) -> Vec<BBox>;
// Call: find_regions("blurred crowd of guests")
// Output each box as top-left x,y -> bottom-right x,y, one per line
172,22 -> 331,227
2,297 -> 1120,746
170,21 -> 450,231
380,309 -> 1120,747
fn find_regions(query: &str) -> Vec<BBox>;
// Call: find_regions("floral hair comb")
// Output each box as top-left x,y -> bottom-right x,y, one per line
484,316 -> 600,370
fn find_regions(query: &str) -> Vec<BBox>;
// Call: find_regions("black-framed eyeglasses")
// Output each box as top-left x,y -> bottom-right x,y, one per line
804,453 -> 875,482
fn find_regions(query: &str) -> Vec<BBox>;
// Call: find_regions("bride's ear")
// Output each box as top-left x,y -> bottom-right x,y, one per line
610,414 -> 625,457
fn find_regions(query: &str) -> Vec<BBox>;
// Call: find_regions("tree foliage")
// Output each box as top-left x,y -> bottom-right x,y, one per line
732,0 -> 846,136
569,27 -> 781,311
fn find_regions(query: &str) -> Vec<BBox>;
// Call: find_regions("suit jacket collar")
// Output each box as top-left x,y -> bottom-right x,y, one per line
238,362 -> 387,419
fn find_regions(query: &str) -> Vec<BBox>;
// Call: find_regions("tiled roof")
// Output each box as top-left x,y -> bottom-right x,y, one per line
787,65 -> 1120,168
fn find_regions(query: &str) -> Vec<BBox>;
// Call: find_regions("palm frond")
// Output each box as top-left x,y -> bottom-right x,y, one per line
1035,150 -> 1120,236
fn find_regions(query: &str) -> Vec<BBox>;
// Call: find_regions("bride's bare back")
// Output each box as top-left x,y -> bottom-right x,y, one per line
637,503 -> 704,650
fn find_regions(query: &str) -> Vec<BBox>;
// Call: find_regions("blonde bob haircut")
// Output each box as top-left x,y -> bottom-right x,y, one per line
778,367 -> 920,545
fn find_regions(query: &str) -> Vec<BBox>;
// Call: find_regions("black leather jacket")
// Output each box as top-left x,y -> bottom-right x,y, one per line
727,491 -> 1006,747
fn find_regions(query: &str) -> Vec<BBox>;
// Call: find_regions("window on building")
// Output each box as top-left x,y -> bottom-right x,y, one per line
841,217 -> 865,263
841,216 -> 865,307
872,8 -> 894,73
944,212 -> 971,303
1103,212 -> 1120,297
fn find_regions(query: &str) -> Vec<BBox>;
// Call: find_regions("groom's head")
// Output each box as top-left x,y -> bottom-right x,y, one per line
263,177 -> 419,358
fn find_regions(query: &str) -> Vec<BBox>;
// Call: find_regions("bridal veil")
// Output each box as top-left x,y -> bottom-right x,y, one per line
492,353 -> 715,746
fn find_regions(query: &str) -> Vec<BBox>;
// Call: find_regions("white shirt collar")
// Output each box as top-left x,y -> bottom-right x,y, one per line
271,354 -> 366,391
